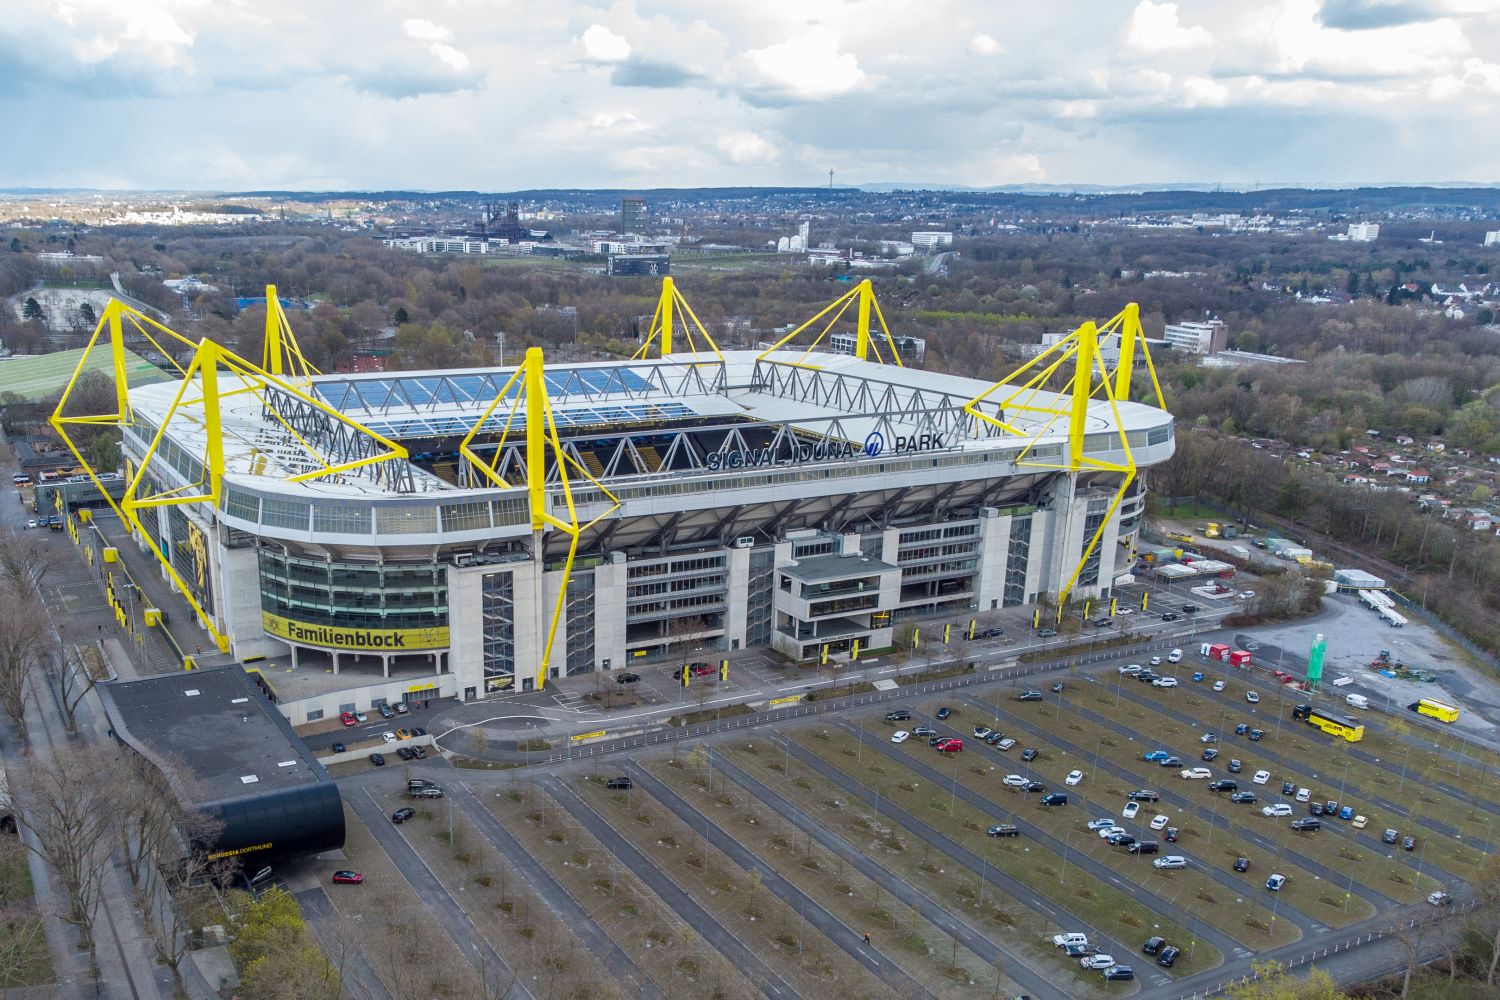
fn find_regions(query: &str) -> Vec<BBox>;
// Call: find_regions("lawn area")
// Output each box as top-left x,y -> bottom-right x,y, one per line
783,725 -> 1224,979
640,758 -> 1021,998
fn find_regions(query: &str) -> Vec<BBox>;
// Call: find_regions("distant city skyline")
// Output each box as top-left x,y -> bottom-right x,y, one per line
2,1 -> 1498,191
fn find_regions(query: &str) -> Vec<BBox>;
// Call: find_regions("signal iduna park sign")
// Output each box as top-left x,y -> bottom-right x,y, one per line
262,612 -> 450,651
704,432 -> 946,471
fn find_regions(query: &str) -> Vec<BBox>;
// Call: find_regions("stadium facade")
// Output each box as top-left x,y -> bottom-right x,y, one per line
55,281 -> 1172,716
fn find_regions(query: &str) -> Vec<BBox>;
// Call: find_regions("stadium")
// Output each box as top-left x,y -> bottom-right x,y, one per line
53,279 -> 1174,721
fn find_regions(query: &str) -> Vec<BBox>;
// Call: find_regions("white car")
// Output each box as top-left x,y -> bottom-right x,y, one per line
1080,954 -> 1116,970
1120,664 -> 1143,675
1153,855 -> 1188,870
1295,787 -> 1311,802
1266,873 -> 1286,891
355,711 -> 369,723
1087,817 -> 1116,831
1180,767 -> 1212,779
1246,690 -> 1260,704
1052,933 -> 1089,949
381,731 -> 397,743
1352,814 -> 1369,829
1150,655 -> 1163,666
1252,770 -> 1271,785
1066,770 -> 1084,786
1240,591 -> 1256,599
1150,814 -> 1170,830
997,738 -> 1017,751
1167,648 -> 1183,662
1122,801 -> 1140,820
1003,774 -> 1027,787
1097,825 -> 1125,839
1117,607 -> 1133,616
1212,680 -> 1226,692
1152,677 -> 1179,688
891,731 -> 910,744
1262,803 -> 1294,817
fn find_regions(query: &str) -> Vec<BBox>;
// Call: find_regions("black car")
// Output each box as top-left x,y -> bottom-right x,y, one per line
1160,612 -> 1179,621
1324,800 -> 1339,815
1107,832 -> 1136,847
1021,747 -> 1039,761
975,627 -> 1006,639
1234,856 -> 1250,872
1403,836 -> 1417,851
411,746 -> 428,759
1181,604 -> 1199,613
1310,802 -> 1325,816
1201,748 -> 1220,762
1040,792 -> 1068,806
985,732 -> 1006,745
1291,818 -> 1321,831
913,726 -> 937,738
1021,780 -> 1046,793
1227,758 -> 1243,773
1383,829 -> 1400,844
368,753 -> 386,766
986,824 -> 1020,837
1208,779 -> 1238,792
928,737 -> 945,747
1015,690 -> 1044,702
1230,791 -> 1257,804
1165,827 -> 1179,842
1091,617 -> 1113,628
1128,790 -> 1160,802
1158,756 -> 1182,768
411,727 -> 427,737
1156,946 -> 1181,968
616,672 -> 642,684
1142,936 -> 1165,955
1137,670 -> 1159,683
1282,780 -> 1297,796
391,807 -> 416,824
936,707 -> 952,720
1102,966 -> 1135,981
886,710 -> 912,722
1248,729 -> 1265,742
396,747 -> 415,761
331,742 -> 346,754
1037,628 -> 1057,637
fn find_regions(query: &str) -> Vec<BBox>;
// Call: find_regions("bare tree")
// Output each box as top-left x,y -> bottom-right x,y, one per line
14,743 -> 120,955
0,832 -> 48,988
49,642 -> 102,734
0,589 -> 47,736
0,531 -> 55,600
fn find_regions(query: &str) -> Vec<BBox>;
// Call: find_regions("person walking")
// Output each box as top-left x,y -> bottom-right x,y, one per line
863,931 -> 871,945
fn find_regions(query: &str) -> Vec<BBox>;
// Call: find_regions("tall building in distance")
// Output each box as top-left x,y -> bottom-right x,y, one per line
1163,318 -> 1228,355
621,196 -> 647,234
1347,222 -> 1380,242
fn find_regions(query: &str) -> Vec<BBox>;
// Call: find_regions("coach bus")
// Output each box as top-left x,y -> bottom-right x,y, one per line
1409,698 -> 1460,724
1291,704 -> 1366,742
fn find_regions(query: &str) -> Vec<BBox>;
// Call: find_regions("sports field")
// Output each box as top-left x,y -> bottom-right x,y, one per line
0,347 -> 169,401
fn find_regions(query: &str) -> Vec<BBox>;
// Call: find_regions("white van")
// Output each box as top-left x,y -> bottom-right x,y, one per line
1345,693 -> 1369,710
1167,649 -> 1183,663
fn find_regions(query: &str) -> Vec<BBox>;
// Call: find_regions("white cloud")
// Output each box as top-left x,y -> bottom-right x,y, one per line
969,34 -> 1002,56
580,23 -> 631,63
1179,75 -> 1229,107
50,0 -> 199,68
1124,1 -> 1212,53
1260,0 -> 1469,77
715,130 -> 779,165
402,19 -> 451,44
743,27 -> 867,100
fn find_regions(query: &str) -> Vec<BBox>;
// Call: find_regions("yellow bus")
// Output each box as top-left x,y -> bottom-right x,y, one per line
1292,704 -> 1365,742
1410,698 -> 1460,724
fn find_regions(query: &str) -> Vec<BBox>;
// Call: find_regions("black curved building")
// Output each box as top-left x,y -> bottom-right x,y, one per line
97,666 -> 344,865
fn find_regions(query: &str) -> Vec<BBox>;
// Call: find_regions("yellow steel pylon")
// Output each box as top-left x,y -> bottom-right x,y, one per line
632,277 -> 724,361
458,347 -> 621,690
756,278 -> 904,367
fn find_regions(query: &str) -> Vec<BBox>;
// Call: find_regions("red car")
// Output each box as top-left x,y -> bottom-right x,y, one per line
689,662 -> 715,677
340,711 -> 357,727
936,738 -> 964,753
331,870 -> 363,885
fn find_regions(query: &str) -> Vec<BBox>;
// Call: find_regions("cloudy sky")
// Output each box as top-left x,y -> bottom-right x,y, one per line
2,0 -> 1498,191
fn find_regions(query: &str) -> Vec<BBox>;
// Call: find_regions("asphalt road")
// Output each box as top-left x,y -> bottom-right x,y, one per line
765,730 -> 1173,990
620,762 -> 936,1000
703,747 -> 1072,1000
539,776 -> 800,1000
294,887 -> 395,1000
346,787 -> 535,1000
448,782 -> 664,1000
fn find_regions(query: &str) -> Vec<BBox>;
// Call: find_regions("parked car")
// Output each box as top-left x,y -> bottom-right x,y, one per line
985,732 -> 1005,745
1106,832 -> 1136,847
1252,770 -> 1271,785
1142,936 -> 1165,955
1063,942 -> 1097,957
1234,856 -> 1250,872
606,777 -> 634,790
1149,656 -> 1163,666
1235,723 -> 1250,736
1282,780 -> 1297,796
1230,791 -> 1257,804
997,738 -> 1017,751
1164,827 -> 1179,842
1208,779 -> 1238,792
890,731 -> 910,744
1066,770 -> 1084,786
1403,836 -> 1417,851
1087,818 -> 1117,831
368,753 -> 386,767
331,742 -> 346,754
1150,814 -> 1170,830
396,747 -> 415,761
1153,855 -> 1187,870
1383,828 -> 1400,844
1052,933 -> 1090,949
1262,804 -> 1293,818
1080,954 -> 1116,970
1127,840 -> 1159,855
1200,732 -> 1218,744
1290,818 -> 1321,832
987,824 -> 1020,837
616,672 -> 642,684
340,712 -> 357,727
936,739 -> 964,754
1168,649 -> 1184,662
1097,825 -> 1125,840
1245,691 -> 1260,704
1120,664 -> 1143,676
381,731 -> 397,744
1248,729 -> 1265,742
1152,676 -> 1179,688
1101,965 -> 1135,981
1122,801 -> 1140,820
1180,767 -> 1212,779
1137,671 -> 1159,683
1212,680 -> 1227,691
1142,750 -> 1171,763
331,870 -> 363,884
1021,780 -> 1045,793
394,702 -> 409,715
886,710 -> 912,722
1128,789 -> 1160,802
411,746 -> 428,759
1295,787 -> 1312,802
912,726 -> 936,738
1015,690 -> 1044,702
1266,873 -> 1287,891
1050,682 -> 1064,693
1159,611 -> 1179,621
1004,774 -> 1027,787
1227,758 -> 1243,773
1428,891 -> 1452,906
1338,806 -> 1355,821
1201,748 -> 1220,762
1352,815 -> 1369,829
1037,629 -> 1057,637
936,706 -> 952,720
391,807 -> 416,824
1156,946 -> 1181,968
354,711 -> 368,723
1040,792 -> 1068,806
1159,756 -> 1183,768
974,726 -> 995,740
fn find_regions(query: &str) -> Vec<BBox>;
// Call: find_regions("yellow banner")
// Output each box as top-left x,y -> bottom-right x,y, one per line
262,612 -> 449,651
571,730 -> 606,742
769,695 -> 803,706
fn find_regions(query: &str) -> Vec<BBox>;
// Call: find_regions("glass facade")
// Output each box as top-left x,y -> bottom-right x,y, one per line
1004,515 -> 1031,607
258,550 -> 448,632
565,571 -> 596,677
481,571 -> 515,692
